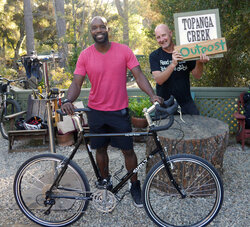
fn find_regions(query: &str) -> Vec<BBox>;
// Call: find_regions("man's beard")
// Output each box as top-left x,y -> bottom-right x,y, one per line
93,33 -> 109,43
162,37 -> 173,50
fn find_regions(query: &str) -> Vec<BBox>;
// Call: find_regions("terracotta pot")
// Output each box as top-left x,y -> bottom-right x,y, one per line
131,117 -> 148,128
56,132 -> 75,146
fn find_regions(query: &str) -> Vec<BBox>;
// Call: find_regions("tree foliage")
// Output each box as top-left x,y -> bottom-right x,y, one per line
0,0 -> 25,66
0,0 -> 249,88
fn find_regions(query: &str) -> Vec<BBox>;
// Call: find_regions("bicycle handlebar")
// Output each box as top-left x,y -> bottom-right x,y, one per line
0,76 -> 27,84
162,95 -> 175,107
57,96 -> 179,133
155,100 -> 178,115
56,108 -> 91,116
146,95 -> 179,132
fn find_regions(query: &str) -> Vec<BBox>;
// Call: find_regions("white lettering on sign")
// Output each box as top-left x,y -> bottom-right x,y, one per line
178,14 -> 217,45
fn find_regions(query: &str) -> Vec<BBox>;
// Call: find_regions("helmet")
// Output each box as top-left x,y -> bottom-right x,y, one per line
23,122 -> 42,130
15,116 -> 47,130
15,118 -> 26,130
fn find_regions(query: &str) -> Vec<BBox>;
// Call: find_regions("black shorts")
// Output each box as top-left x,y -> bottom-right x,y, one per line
87,108 -> 133,150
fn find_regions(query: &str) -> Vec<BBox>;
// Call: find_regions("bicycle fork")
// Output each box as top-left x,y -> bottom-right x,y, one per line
152,132 -> 187,198
2,95 -> 7,114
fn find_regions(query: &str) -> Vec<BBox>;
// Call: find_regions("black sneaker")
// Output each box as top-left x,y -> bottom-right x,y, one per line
96,175 -> 113,191
130,180 -> 143,208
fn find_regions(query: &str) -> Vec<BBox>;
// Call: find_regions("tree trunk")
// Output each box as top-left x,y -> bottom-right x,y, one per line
0,38 -> 5,58
53,0 -> 68,68
23,0 -> 35,55
72,0 -> 77,53
13,26 -> 25,70
115,0 -> 129,46
123,0 -> 129,46
146,115 -> 229,175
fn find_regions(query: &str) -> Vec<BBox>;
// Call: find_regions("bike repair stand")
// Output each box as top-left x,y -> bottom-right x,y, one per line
27,51 -> 58,154
41,57 -> 56,153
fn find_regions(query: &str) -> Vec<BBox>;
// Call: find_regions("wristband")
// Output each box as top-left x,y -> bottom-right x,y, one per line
62,99 -> 72,105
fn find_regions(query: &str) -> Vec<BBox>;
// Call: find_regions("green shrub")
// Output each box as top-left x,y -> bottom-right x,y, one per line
129,96 -> 152,118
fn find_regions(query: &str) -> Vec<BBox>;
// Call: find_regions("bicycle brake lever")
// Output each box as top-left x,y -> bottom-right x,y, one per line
177,105 -> 185,123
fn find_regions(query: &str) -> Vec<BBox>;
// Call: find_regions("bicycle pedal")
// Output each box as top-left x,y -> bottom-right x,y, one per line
95,176 -> 113,191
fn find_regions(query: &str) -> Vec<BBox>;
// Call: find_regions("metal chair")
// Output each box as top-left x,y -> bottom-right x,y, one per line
233,92 -> 250,149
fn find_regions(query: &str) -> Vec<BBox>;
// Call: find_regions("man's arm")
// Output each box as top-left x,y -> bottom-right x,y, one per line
191,54 -> 210,79
67,74 -> 84,102
61,74 -> 85,115
131,65 -> 163,104
152,51 -> 182,85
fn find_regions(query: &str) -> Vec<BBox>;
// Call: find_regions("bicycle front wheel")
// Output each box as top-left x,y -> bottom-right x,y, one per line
143,154 -> 223,227
0,99 -> 21,139
13,153 -> 90,227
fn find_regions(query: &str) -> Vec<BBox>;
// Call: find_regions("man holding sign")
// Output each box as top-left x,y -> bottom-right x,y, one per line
149,24 -> 209,115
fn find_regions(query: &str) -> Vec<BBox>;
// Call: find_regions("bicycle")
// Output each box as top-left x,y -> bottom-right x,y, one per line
0,76 -> 27,139
13,96 -> 223,227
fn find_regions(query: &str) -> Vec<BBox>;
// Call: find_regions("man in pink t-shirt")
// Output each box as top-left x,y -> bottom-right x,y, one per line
62,16 -> 162,207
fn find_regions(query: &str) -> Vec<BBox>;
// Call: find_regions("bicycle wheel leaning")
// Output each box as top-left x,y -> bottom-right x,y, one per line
13,153 -> 90,227
0,99 -> 21,139
143,154 -> 223,227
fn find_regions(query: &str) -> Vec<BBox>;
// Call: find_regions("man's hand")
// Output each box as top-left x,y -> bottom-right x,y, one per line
197,54 -> 210,63
150,95 -> 164,105
172,50 -> 183,66
61,102 -> 75,115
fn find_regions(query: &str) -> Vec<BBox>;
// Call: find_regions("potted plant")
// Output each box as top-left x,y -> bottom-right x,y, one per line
129,97 -> 151,128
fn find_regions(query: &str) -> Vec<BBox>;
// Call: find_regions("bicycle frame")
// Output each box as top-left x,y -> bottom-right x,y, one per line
47,125 -> 185,202
0,77 -> 23,114
0,86 -> 13,110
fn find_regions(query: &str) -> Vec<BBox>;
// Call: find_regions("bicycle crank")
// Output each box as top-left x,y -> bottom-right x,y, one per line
91,189 -> 117,213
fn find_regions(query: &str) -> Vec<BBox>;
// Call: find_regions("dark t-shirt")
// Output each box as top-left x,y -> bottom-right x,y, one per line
149,47 -> 196,105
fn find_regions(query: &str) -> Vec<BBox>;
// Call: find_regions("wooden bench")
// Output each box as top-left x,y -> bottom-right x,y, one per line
7,95 -> 49,152
8,129 -> 47,152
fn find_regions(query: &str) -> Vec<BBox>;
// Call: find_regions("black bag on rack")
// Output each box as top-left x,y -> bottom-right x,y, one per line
22,57 -> 43,82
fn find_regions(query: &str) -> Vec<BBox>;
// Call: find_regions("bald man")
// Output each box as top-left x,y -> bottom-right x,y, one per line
149,24 -> 209,115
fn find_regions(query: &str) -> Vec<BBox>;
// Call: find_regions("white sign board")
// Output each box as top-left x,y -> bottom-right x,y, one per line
177,14 -> 218,44
174,9 -> 222,59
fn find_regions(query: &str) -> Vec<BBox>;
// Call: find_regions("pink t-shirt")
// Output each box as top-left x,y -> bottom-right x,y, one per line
74,42 -> 139,111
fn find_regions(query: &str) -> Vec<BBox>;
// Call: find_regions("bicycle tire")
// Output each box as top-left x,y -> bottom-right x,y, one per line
13,153 -> 90,227
142,154 -> 223,227
0,99 -> 21,139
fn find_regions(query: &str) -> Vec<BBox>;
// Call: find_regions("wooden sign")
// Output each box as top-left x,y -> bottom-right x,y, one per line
174,38 -> 227,60
174,9 -> 224,59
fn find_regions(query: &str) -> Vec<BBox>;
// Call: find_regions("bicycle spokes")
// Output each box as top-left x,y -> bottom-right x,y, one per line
143,155 -> 223,227
14,154 -> 90,226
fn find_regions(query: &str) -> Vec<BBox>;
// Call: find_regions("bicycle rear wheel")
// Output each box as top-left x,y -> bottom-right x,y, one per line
143,154 -> 223,227
13,153 -> 90,227
0,99 -> 21,139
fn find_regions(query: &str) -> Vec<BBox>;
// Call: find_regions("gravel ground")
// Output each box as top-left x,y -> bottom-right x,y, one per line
0,136 -> 249,227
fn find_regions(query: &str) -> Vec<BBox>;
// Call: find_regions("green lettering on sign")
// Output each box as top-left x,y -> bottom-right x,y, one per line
180,47 -> 190,57
174,38 -> 227,60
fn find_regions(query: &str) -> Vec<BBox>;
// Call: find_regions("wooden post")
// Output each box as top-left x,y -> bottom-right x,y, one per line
42,61 -> 56,153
